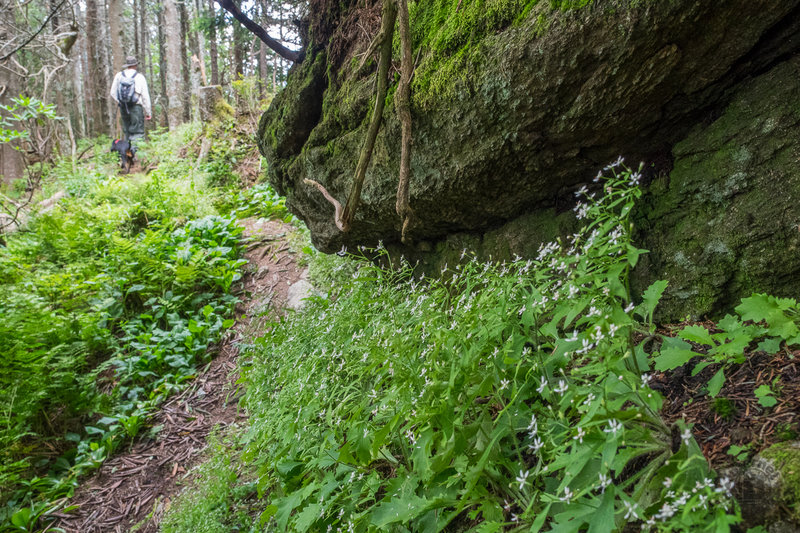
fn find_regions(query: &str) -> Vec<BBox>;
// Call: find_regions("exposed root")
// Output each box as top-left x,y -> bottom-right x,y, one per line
394,0 -> 415,244
340,0 -> 397,232
304,178 -> 345,232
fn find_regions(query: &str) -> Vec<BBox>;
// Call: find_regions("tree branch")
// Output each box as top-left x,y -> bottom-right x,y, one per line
214,0 -> 301,63
0,0 -> 70,62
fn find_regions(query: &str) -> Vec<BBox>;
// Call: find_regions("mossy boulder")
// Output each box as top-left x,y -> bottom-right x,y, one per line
631,56 -> 800,319
258,0 -> 800,318
734,442 -> 800,530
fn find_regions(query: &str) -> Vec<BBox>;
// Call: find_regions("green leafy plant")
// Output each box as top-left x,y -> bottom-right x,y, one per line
653,293 -> 800,402
223,161 -> 739,533
727,444 -> 751,462
0,127 -> 246,530
754,384 -> 777,408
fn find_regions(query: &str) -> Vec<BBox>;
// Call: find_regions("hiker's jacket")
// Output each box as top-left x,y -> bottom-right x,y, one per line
110,68 -> 152,117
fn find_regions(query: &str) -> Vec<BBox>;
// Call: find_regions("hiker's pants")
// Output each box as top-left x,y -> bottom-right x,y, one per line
120,104 -> 145,142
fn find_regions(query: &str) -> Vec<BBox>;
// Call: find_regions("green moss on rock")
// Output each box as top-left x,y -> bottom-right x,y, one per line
761,442 -> 800,523
632,56 -> 800,320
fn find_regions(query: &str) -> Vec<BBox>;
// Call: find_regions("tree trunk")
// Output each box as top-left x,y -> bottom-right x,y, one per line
232,24 -> 245,80
139,0 -> 148,74
163,0 -> 183,128
188,1 -> 203,117
259,39 -> 268,98
179,2 -> 192,122
84,0 -> 108,135
0,72 -> 24,186
207,0 -> 219,85
157,2 -> 169,127
193,0 -> 208,85
133,0 -> 139,61
108,0 -> 124,72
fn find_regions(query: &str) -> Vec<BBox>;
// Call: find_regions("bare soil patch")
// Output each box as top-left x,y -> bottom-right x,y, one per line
50,218 -> 306,533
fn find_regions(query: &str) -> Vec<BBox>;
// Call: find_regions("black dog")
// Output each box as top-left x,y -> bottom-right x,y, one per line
110,139 -> 135,174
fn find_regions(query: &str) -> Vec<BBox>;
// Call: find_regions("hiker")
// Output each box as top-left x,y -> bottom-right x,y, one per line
110,55 -> 152,144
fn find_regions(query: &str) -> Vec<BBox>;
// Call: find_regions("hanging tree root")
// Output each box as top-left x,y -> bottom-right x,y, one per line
339,0 -> 397,232
306,0 -> 415,243
303,178 -> 345,232
394,0 -> 415,244
305,0 -> 396,234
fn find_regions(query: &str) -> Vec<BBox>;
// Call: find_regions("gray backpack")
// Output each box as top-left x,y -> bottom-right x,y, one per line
117,71 -> 138,110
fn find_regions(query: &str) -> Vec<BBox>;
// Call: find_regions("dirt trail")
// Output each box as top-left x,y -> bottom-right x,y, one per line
50,218 -> 306,533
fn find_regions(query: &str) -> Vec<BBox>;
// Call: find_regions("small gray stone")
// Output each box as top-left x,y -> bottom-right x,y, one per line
286,280 -> 315,311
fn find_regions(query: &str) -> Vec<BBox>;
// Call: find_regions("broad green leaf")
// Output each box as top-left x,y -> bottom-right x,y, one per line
587,488 -> 616,533
370,495 -> 429,527
757,337 -> 782,354
653,337 -> 699,371
707,368 -> 725,397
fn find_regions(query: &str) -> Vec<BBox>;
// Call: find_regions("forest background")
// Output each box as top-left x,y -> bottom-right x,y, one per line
0,0 -> 302,190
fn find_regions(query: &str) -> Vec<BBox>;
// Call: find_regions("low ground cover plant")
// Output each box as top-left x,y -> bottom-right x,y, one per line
0,128 -> 248,530
165,162 -> 756,532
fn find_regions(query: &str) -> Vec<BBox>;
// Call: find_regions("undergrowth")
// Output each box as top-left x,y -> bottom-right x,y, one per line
164,162 -> 748,532
0,123 -> 263,531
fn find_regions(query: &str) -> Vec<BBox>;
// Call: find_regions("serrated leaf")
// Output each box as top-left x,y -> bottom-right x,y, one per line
678,325 -> 715,347
639,280 -> 668,319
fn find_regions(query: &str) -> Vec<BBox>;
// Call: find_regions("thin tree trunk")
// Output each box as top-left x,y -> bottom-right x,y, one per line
157,2 -> 169,127
259,39 -> 267,98
76,24 -> 87,137
193,0 -> 208,84
178,2 -> 191,122
133,0 -> 139,60
85,0 -> 108,135
188,1 -> 203,117
139,0 -> 147,74
101,1 -> 115,133
208,0 -> 219,85
233,25 -> 244,80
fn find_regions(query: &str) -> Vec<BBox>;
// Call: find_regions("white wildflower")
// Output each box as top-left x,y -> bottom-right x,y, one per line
604,419 -> 623,435
598,473 -> 611,493
515,470 -> 530,491
528,437 -> 543,453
